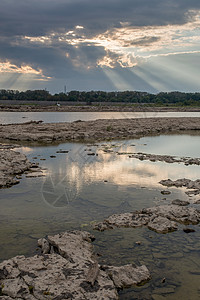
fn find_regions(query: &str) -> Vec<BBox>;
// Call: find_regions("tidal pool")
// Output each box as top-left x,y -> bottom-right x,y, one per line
0,133 -> 200,299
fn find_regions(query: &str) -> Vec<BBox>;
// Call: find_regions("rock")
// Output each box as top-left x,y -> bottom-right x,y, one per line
171,199 -> 190,206
37,238 -> 50,254
183,228 -> 195,233
161,190 -> 171,195
0,148 -> 38,188
129,152 -> 200,166
86,261 -> 99,286
0,230 -> 150,299
101,264 -> 150,288
94,205 -> 200,234
56,150 -> 69,153
194,199 -> 200,204
26,172 -> 45,178
160,178 -> 200,196
147,216 -> 177,233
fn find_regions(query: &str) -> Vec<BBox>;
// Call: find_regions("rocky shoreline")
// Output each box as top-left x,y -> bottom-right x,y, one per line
0,230 -> 150,299
1,117 -> 200,298
1,117 -> 200,143
0,144 -> 44,188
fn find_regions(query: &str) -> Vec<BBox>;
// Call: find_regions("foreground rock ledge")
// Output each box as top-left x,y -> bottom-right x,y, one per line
1,117 -> 200,143
94,205 -> 200,233
0,230 -> 150,300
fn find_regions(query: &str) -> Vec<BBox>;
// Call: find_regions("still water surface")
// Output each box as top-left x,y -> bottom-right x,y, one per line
1,111 -> 200,124
0,133 -> 200,299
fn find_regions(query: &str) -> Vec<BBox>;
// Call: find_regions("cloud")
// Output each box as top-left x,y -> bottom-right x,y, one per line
0,0 -> 200,92
0,61 -> 51,80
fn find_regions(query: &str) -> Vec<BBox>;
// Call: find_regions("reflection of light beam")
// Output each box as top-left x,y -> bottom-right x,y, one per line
102,68 -> 133,90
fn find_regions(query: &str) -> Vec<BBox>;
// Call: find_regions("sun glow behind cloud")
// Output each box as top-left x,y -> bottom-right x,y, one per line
20,10 -> 200,72
1,7 -> 200,92
0,61 -> 52,90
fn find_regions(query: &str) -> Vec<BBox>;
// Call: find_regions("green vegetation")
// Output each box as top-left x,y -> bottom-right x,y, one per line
0,89 -> 200,106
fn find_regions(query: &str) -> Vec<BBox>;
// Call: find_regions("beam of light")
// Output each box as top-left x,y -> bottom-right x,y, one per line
0,61 -> 52,90
130,52 -> 200,92
102,68 -> 133,90
0,72 -> 52,91
130,66 -> 168,92
20,10 -> 200,71
148,56 -> 200,89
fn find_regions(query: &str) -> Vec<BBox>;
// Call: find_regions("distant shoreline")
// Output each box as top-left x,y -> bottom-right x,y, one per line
1,103 -> 200,112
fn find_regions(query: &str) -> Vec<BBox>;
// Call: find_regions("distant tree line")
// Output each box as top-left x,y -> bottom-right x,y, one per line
0,89 -> 200,105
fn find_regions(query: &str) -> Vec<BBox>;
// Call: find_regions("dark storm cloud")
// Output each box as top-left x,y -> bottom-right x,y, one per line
0,0 -> 200,37
123,37 -> 160,47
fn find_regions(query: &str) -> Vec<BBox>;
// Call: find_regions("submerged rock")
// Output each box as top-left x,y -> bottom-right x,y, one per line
0,230 -> 150,299
94,205 -> 200,234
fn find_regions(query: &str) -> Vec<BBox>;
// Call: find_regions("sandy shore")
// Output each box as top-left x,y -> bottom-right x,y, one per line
0,117 -> 200,143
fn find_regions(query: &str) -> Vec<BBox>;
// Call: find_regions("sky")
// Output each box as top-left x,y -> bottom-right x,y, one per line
0,0 -> 200,94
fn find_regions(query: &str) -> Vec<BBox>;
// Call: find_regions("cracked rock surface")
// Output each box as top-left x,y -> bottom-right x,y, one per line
0,230 -> 150,299
94,205 -> 200,233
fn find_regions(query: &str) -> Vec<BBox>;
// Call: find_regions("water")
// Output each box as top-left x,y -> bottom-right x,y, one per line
0,134 -> 200,299
1,111 -> 200,124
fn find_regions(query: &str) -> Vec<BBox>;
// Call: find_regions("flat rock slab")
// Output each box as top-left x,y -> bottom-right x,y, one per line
94,205 -> 200,233
0,230 -> 150,299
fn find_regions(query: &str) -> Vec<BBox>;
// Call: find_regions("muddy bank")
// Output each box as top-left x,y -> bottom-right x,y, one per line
0,230 -> 150,299
1,117 -> 200,143
0,144 -> 44,188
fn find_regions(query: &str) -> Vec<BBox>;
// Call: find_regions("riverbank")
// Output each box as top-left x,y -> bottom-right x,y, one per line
0,117 -> 200,143
1,104 -> 200,112
1,117 -> 200,299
